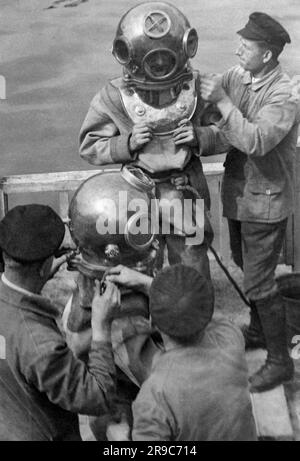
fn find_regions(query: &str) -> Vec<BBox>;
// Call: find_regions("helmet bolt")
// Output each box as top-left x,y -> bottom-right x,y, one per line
176,102 -> 187,111
104,244 -> 121,262
135,105 -> 146,116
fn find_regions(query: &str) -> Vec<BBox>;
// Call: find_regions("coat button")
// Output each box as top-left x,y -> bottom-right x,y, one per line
266,189 -> 271,195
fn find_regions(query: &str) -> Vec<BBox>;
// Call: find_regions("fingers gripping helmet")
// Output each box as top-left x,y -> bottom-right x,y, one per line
68,167 -> 159,278
112,1 -> 198,90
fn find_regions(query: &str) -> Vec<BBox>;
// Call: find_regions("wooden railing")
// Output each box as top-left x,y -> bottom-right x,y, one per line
293,141 -> 300,270
0,155 -> 299,268
0,168 -> 118,224
0,163 -> 232,262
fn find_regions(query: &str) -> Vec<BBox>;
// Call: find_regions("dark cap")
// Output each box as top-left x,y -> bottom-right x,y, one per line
0,204 -> 65,263
237,12 -> 291,48
149,264 -> 214,339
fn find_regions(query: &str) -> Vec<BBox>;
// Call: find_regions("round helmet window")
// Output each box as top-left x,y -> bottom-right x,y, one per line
113,37 -> 131,64
183,28 -> 198,58
143,49 -> 177,80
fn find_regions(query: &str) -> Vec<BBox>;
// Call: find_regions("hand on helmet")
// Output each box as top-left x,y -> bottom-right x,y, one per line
47,254 -> 69,279
91,280 -> 120,341
129,122 -> 152,153
173,119 -> 198,147
106,264 -> 153,295
200,74 -> 227,103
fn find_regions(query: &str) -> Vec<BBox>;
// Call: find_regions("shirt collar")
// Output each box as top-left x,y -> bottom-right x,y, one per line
242,64 -> 282,91
2,274 -> 36,297
0,276 -> 58,319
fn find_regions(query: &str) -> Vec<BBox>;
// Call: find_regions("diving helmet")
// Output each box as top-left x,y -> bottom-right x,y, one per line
112,1 -> 198,91
68,166 -> 160,278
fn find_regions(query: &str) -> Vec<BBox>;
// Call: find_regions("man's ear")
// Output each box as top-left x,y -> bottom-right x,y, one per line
263,49 -> 273,64
39,256 -> 53,279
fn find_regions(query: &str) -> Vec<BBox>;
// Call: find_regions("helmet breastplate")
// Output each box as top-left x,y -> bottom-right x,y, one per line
119,75 -> 197,135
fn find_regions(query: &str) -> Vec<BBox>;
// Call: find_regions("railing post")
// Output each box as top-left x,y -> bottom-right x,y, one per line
0,190 -> 8,220
217,177 -> 231,264
58,191 -> 74,248
58,191 -> 69,223
293,139 -> 300,270
283,215 -> 294,266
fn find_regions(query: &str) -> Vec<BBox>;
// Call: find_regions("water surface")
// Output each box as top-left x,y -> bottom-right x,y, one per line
1,0 -> 299,175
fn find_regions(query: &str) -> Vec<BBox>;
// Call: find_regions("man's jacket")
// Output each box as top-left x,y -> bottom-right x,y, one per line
0,280 -> 115,441
132,318 -> 257,441
199,65 -> 300,222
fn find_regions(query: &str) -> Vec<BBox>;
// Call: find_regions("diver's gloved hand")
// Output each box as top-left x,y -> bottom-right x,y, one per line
129,122 -> 152,153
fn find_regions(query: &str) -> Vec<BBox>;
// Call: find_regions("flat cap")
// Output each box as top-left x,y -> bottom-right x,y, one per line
237,12 -> 291,48
149,264 -> 214,339
0,204 -> 65,262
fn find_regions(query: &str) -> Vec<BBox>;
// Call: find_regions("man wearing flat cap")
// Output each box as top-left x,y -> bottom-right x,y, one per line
105,264 -> 257,441
199,12 -> 299,392
0,204 -> 120,441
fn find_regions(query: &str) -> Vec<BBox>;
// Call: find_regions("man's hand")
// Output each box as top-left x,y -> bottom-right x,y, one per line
200,74 -> 227,104
106,413 -> 130,441
91,280 -> 120,342
172,119 -> 197,147
106,264 -> 153,296
129,122 -> 152,153
48,254 -> 69,279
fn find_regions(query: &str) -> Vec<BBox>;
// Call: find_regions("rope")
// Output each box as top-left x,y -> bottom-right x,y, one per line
208,245 -> 251,308
175,182 -> 251,308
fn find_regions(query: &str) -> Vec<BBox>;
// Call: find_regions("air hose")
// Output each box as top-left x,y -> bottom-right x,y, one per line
176,182 -> 251,308
208,244 -> 251,307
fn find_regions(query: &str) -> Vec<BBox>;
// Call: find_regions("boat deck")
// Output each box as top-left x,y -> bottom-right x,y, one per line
43,261 -> 300,441
247,349 -> 300,440
1,165 -> 300,440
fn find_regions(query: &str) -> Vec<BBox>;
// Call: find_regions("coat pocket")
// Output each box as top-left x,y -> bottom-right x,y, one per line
246,182 -> 283,220
247,181 -> 283,196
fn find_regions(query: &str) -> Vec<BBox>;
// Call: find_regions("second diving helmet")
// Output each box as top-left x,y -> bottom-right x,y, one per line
68,166 -> 160,278
112,1 -> 198,90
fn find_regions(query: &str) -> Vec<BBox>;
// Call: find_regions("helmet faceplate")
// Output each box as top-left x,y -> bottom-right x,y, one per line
112,2 -> 198,90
